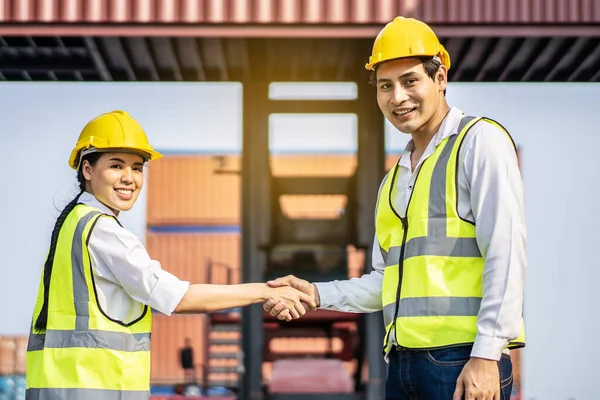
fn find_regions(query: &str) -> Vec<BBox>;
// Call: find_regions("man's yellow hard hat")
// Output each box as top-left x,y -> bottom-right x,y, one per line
68,110 -> 163,170
365,16 -> 450,71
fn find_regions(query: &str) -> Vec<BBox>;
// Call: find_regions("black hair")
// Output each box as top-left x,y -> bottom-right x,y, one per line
368,56 -> 446,96
34,152 -> 103,333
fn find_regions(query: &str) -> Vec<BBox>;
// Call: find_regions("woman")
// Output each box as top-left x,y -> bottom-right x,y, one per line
26,110 -> 314,400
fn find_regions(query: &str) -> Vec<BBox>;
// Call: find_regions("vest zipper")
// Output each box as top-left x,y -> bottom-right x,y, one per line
385,160 -> 422,352
388,217 -> 408,350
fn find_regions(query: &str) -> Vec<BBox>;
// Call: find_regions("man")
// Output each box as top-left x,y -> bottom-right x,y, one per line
264,16 -> 526,400
179,337 -> 195,384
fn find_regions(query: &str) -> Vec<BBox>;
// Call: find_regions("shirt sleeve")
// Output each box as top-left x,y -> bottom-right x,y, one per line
464,121 -> 527,361
88,216 -> 190,316
314,234 -> 384,313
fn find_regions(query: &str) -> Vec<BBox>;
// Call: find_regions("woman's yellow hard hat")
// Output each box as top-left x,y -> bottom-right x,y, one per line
68,110 -> 163,170
365,16 -> 451,71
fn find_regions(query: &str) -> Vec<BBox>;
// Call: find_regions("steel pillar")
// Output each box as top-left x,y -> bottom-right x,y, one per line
356,78 -> 387,400
241,79 -> 270,400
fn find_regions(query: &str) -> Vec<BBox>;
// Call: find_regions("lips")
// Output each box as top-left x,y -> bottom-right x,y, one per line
114,188 -> 134,200
393,107 -> 417,117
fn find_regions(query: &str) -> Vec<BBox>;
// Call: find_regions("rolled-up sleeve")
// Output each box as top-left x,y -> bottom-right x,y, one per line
314,235 -> 384,313
89,217 -> 190,315
465,122 -> 527,361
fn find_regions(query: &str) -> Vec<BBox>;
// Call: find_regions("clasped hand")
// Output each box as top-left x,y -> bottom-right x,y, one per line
263,275 -> 318,321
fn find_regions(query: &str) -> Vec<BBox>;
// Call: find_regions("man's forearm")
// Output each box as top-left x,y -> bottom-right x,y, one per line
313,270 -> 383,313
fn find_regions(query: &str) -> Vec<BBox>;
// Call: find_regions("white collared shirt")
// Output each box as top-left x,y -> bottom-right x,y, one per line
314,107 -> 527,361
78,191 -> 189,323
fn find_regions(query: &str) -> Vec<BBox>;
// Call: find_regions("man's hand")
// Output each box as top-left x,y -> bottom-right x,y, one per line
453,357 -> 500,400
263,275 -> 319,321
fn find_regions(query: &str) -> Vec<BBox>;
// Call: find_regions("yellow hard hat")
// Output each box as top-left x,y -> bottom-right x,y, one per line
68,110 -> 163,170
365,16 -> 450,71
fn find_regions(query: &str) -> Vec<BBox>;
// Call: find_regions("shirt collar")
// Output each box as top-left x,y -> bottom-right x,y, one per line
79,191 -> 117,218
402,106 -> 464,153
397,106 -> 465,169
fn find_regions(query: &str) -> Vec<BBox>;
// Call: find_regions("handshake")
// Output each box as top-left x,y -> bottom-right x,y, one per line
262,275 -> 321,321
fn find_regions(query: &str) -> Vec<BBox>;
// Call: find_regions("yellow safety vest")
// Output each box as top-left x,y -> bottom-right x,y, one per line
377,116 -> 526,354
26,204 -> 152,399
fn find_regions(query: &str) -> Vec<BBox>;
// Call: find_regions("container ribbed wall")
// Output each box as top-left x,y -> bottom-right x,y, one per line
2,0 -> 596,24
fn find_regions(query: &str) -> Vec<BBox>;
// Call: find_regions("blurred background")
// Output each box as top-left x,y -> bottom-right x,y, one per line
1,1 -> 599,400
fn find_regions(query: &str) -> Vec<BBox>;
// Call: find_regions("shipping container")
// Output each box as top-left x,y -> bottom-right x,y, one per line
385,153 -> 402,172
14,336 -> 27,375
147,155 -> 242,226
147,154 -> 371,225
0,337 -> 16,376
146,232 -> 241,285
151,314 -> 207,385
3,0 -> 595,25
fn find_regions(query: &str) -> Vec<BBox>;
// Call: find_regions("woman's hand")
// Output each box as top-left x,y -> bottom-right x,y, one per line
266,285 -> 317,321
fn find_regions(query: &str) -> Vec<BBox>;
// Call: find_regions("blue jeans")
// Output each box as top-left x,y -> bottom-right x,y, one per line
385,345 -> 513,400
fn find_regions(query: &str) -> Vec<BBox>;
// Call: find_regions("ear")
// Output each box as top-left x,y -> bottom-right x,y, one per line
437,65 -> 448,92
81,159 -> 93,181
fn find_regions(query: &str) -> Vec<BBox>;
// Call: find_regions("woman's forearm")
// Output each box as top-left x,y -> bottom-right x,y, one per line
174,283 -> 269,314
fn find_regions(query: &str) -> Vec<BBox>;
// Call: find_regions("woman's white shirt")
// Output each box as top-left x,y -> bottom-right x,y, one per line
79,191 -> 190,323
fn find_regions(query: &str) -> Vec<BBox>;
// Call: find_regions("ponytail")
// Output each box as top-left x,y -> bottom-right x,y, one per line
34,152 -> 102,333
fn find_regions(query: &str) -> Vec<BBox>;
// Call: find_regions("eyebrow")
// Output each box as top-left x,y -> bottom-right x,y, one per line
108,157 -> 144,166
377,71 -> 419,84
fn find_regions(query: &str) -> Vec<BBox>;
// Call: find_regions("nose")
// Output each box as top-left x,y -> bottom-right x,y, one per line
121,167 -> 134,184
392,83 -> 409,105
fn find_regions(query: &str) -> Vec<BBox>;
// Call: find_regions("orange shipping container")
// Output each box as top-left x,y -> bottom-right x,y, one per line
386,153 -> 402,171
147,154 -> 400,225
0,336 -> 16,375
14,336 -> 27,375
147,155 -> 242,226
151,313 -> 206,385
146,232 -> 241,285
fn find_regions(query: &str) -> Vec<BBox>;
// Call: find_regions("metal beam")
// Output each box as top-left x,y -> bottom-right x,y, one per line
148,37 -> 183,81
545,37 -> 591,81
567,42 -> 600,81
521,37 -> 571,81
356,78 -> 386,400
268,100 -> 358,114
109,37 -> 137,81
475,38 -> 514,81
173,37 -> 206,81
1,24 -> 600,38
83,37 -> 112,81
498,38 -> 537,81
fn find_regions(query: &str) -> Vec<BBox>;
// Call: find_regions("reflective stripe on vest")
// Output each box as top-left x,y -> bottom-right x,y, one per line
26,205 -> 152,397
377,116 -> 526,353
26,388 -> 150,400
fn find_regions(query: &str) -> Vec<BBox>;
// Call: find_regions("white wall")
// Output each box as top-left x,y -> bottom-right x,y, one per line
1,81 -> 599,400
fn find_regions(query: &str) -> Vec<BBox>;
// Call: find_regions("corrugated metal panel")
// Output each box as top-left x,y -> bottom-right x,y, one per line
0,0 -> 408,23
146,232 -> 240,284
0,336 -> 16,375
147,155 -> 241,226
150,313 -> 206,384
414,0 -> 600,24
2,0 -> 598,24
